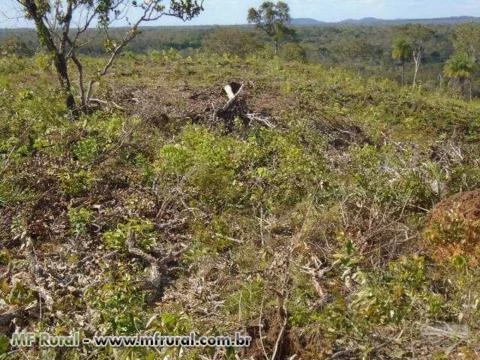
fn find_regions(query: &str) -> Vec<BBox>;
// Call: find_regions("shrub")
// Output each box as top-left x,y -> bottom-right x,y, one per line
103,218 -> 157,252
280,43 -> 307,63
73,137 -> 99,163
68,207 -> 92,236
59,170 -> 94,196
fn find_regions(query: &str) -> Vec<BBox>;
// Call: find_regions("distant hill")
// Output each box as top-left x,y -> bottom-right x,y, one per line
290,18 -> 326,26
291,16 -> 480,27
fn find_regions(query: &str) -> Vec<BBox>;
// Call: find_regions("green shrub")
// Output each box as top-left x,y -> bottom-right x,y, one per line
86,271 -> 146,335
59,170 -> 94,196
351,256 -> 429,325
103,218 -> 157,252
73,137 -> 99,163
68,207 -> 92,236
280,43 -> 307,63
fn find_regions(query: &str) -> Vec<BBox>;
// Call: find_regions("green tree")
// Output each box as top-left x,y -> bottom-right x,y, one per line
444,52 -> 476,100
280,42 -> 307,62
0,36 -> 34,57
452,22 -> 480,61
247,1 -> 295,55
12,0 -> 204,114
202,27 -> 263,58
396,24 -> 434,86
392,37 -> 413,86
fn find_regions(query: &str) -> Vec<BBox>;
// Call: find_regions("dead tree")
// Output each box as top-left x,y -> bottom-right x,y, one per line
215,82 -> 276,130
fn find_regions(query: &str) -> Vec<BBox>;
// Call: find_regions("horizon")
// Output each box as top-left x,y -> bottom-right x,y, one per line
0,15 -> 478,30
0,0 -> 479,28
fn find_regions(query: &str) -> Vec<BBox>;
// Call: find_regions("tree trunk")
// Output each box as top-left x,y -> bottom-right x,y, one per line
54,52 -> 76,111
458,77 -> 471,100
274,40 -> 279,55
401,62 -> 405,86
412,56 -> 419,87
469,79 -> 472,101
22,0 -> 76,112
412,49 -> 423,87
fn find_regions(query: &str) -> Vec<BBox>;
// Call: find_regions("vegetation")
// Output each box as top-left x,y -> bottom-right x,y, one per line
394,24 -> 435,86
13,0 -> 204,112
392,37 -> 413,85
1,4 -> 480,360
247,1 -> 295,55
4,21 -> 480,96
444,52 -> 476,99
201,27 -> 263,58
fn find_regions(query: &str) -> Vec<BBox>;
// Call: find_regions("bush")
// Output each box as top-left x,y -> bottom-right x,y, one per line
73,137 -> 99,163
68,207 -> 92,236
425,192 -> 480,265
59,170 -> 94,196
103,218 -> 157,252
280,43 -> 307,63
202,28 -> 263,58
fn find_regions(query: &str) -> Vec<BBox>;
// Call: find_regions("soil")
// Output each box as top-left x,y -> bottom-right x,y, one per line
428,190 -> 480,223
424,190 -> 480,263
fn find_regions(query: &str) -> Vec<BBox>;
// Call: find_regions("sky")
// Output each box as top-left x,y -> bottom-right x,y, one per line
0,0 -> 479,28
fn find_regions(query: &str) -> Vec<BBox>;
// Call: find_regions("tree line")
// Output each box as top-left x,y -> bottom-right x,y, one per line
1,1 -> 479,112
392,22 -> 479,99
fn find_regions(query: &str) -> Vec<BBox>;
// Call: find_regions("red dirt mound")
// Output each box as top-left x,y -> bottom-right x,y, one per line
424,190 -> 480,264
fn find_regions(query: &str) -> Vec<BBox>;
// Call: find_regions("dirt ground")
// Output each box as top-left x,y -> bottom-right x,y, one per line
425,190 -> 480,263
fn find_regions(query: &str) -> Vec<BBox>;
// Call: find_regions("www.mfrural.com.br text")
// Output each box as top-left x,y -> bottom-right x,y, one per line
10,331 -> 252,348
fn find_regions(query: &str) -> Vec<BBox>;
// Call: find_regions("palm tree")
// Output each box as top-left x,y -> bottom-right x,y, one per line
392,37 -> 413,86
394,24 -> 434,86
444,52 -> 476,100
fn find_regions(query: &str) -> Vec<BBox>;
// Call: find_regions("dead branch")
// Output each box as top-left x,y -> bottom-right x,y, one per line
271,299 -> 288,360
215,233 -> 244,244
0,306 -> 23,327
89,98 -> 125,111
221,83 -> 244,112
126,233 -> 162,289
301,258 -> 332,305
215,82 -> 276,129
246,113 -> 276,129
258,296 -> 270,360
330,349 -> 358,359
155,218 -> 187,231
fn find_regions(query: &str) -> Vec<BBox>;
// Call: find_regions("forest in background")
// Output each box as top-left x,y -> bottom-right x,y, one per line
1,21 -> 479,95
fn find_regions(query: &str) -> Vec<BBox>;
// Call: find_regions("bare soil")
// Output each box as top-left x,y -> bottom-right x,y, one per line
425,190 -> 480,263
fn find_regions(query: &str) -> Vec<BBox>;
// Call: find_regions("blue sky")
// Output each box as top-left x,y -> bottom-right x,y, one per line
0,0 -> 479,27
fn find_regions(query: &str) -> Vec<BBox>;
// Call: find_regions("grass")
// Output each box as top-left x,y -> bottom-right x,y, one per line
0,52 -> 479,359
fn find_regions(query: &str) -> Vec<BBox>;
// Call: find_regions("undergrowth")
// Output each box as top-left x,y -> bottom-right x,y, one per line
0,53 -> 480,359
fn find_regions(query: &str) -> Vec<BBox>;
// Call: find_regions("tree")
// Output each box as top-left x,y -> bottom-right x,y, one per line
0,36 -> 34,57
13,0 -> 204,114
247,1 -> 295,55
395,24 -> 434,86
444,52 -> 476,100
202,27 -> 263,58
392,37 -> 413,86
280,42 -> 306,62
452,22 -> 480,62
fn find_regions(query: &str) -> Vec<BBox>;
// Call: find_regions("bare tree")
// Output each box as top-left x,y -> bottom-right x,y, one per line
13,0 -> 204,114
395,24 -> 433,87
